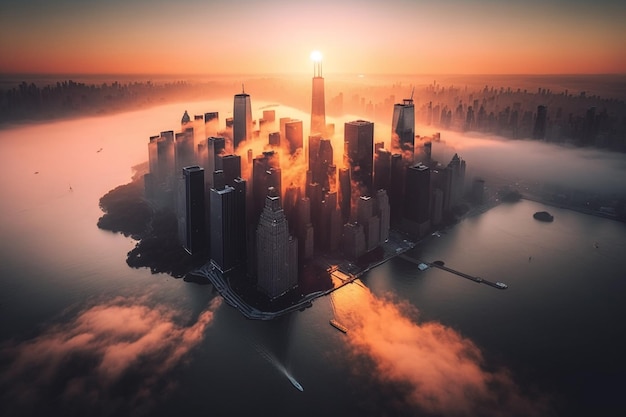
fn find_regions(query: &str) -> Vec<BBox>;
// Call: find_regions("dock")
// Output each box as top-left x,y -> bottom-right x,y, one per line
399,254 -> 507,290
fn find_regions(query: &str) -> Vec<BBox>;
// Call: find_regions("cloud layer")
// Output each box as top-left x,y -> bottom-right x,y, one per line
333,285 -> 550,417
0,296 -> 222,417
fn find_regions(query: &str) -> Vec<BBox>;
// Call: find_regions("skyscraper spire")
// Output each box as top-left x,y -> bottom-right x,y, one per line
310,51 -> 326,136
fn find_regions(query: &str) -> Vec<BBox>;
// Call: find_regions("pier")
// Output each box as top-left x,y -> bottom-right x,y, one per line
399,254 -> 507,290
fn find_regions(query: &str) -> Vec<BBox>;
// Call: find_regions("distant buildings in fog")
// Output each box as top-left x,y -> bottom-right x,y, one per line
143,68 -> 471,301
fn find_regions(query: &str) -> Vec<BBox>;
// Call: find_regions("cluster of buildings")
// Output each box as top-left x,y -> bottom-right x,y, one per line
143,61 -> 467,300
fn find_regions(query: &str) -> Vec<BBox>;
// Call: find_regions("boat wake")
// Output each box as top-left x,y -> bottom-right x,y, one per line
255,344 -> 303,392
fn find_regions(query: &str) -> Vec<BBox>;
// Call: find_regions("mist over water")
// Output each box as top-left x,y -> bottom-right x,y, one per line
420,128 -> 626,195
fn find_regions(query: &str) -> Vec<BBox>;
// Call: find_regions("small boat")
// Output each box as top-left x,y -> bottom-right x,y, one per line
330,319 -> 348,333
495,282 -> 508,289
417,263 -> 429,271
287,374 -> 304,392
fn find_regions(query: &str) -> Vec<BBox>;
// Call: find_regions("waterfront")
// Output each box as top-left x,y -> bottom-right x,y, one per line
1,104 -> 626,417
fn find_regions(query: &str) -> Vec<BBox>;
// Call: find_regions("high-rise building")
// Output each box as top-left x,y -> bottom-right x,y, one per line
357,196 -> 380,252
269,132 -> 280,147
392,97 -> 415,157
179,166 -> 206,255
210,170 -> 246,272
404,163 -> 430,224
204,112 -> 219,139
345,120 -> 374,197
205,136 -> 226,189
233,89 -> 252,150
341,222 -> 366,260
256,188 -> 298,299
374,147 -> 391,192
175,129 -> 196,176
220,154 -> 242,186
310,55 -> 326,136
376,189 -> 390,243
285,119 -> 303,155
252,152 -> 282,225
338,167 -> 351,222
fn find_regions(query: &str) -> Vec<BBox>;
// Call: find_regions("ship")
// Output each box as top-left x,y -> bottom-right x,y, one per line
330,319 -> 348,333
287,374 -> 304,392
495,281 -> 508,289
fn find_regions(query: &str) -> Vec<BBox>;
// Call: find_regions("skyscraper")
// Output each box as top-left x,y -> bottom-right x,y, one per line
392,97 -> 415,156
210,170 -> 246,272
204,112 -> 219,139
205,136 -> 226,189
233,89 -> 252,150
285,119 -> 303,155
256,188 -> 298,299
404,163 -> 430,224
344,120 -> 374,197
310,53 -> 326,136
179,166 -> 206,255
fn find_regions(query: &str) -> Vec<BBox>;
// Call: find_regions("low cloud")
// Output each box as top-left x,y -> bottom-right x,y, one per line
0,297 -> 222,417
334,285 -> 550,417
421,128 -> 626,195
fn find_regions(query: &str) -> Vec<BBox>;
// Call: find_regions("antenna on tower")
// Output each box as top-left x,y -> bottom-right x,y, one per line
410,87 -> 415,101
242,83 -> 245,94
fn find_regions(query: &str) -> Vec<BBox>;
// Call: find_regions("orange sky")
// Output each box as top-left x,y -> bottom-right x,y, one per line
1,0 -> 625,75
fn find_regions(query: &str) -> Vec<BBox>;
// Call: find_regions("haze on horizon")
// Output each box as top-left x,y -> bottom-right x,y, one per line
1,0 -> 625,76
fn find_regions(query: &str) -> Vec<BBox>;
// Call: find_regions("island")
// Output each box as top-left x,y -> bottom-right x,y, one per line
533,211 -> 554,222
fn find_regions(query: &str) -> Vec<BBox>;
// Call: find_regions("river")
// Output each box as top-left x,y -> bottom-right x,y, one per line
1,102 -> 625,417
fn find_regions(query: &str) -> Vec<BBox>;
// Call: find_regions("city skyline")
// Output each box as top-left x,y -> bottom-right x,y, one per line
1,0 -> 625,76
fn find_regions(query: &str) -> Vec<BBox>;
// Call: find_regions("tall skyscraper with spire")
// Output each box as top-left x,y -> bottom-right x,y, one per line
310,52 -> 326,136
233,87 -> 252,151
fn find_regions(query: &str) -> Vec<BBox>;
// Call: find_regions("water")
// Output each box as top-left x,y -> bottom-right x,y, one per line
1,104 -> 625,417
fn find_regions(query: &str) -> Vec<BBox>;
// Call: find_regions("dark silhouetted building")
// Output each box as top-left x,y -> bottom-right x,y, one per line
533,105 -> 547,140
210,170 -> 246,272
401,163 -> 430,237
341,222 -> 366,260
205,136 -> 225,189
345,120 -> 374,197
392,97 -> 415,157
256,188 -> 298,299
178,166 -> 206,255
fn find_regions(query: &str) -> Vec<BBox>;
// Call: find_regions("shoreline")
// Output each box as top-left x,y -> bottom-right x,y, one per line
190,231 -> 416,320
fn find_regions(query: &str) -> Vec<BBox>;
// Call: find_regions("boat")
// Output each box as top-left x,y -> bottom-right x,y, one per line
533,211 -> 554,222
417,263 -> 429,271
329,319 -> 348,333
287,374 -> 304,392
495,281 -> 508,289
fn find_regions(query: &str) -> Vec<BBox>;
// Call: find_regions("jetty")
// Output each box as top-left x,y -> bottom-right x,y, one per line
399,254 -> 508,290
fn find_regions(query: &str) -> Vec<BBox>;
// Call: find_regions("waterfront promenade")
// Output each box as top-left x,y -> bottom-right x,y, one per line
191,232 -> 416,320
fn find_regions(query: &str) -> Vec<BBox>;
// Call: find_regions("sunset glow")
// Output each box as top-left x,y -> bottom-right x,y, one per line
310,51 -> 323,63
1,0 -> 624,75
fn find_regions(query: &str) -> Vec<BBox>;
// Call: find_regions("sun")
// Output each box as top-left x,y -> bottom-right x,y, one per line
310,50 -> 323,62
